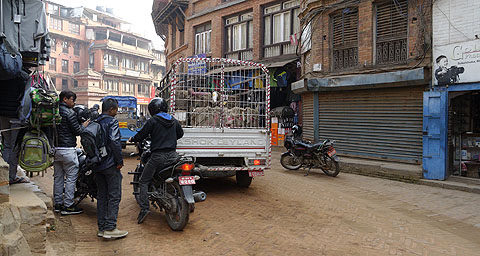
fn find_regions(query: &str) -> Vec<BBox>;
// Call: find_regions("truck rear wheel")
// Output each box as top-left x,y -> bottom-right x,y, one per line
236,171 -> 252,188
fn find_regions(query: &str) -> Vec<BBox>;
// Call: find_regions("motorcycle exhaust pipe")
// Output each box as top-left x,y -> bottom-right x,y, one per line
193,191 -> 207,202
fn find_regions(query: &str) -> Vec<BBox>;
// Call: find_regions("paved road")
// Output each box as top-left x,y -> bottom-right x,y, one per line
34,147 -> 480,255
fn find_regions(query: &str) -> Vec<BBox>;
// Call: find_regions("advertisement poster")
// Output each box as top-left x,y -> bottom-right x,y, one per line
188,53 -> 207,75
433,40 -> 480,86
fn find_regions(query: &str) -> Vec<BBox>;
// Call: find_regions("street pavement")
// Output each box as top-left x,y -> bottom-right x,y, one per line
32,147 -> 480,255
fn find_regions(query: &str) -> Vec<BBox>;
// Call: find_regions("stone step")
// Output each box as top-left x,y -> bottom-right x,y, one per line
448,176 -> 480,185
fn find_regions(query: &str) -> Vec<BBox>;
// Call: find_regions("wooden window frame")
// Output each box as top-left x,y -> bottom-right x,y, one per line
195,23 -> 212,55
61,59 -> 69,73
224,11 -> 253,60
330,7 -> 359,71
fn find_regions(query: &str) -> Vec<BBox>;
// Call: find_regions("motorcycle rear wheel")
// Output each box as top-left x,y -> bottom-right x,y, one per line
280,153 -> 302,170
165,182 -> 190,231
320,155 -> 340,177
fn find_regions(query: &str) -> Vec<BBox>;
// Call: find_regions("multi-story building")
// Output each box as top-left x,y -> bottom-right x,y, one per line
151,0 -> 303,113
45,1 -> 164,109
293,0 -> 432,174
150,49 -> 167,114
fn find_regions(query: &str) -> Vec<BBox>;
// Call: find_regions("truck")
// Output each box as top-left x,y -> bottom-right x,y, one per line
157,58 -> 271,187
101,96 -> 139,149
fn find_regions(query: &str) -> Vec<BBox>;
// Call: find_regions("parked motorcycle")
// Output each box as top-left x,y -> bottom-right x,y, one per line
280,125 -> 340,177
73,149 -> 97,206
129,139 -> 206,231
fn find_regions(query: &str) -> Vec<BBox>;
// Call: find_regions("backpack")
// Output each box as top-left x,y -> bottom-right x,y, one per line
29,88 -> 62,127
19,129 -> 54,172
80,118 -> 108,167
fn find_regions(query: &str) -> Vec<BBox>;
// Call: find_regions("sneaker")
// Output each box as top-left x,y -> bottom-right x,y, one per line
54,204 -> 63,213
61,205 -> 83,215
103,228 -> 128,239
137,209 -> 150,224
97,230 -> 104,237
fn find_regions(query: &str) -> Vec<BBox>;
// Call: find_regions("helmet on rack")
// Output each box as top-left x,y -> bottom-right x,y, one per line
148,97 -> 168,116
292,125 -> 302,138
73,105 -> 90,123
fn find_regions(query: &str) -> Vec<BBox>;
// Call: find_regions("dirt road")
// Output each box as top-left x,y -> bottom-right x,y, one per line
33,148 -> 480,255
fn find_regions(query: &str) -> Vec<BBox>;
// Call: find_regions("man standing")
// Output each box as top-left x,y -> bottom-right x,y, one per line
129,98 -> 184,224
55,90 -> 86,215
93,98 -> 128,239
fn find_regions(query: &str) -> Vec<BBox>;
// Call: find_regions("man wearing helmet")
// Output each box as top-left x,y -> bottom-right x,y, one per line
129,97 -> 184,224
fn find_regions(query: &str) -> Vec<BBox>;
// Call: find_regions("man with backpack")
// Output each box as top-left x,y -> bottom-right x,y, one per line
128,97 -> 184,224
54,90 -> 87,215
93,98 -> 128,239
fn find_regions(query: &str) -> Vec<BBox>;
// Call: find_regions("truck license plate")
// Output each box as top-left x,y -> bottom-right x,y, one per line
179,176 -> 195,185
248,170 -> 264,177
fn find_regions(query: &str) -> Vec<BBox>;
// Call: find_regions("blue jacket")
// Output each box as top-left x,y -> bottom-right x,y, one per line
93,114 -> 123,171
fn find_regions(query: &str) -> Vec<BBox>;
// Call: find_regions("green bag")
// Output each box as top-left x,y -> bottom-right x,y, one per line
29,88 -> 61,127
19,130 -> 54,172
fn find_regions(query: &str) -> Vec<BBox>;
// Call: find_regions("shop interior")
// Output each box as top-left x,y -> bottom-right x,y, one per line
449,91 -> 480,179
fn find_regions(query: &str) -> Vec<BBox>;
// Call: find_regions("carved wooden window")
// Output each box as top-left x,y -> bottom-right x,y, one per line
331,8 -> 358,71
375,0 -> 408,65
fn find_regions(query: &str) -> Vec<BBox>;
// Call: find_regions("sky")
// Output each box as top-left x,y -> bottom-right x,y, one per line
51,0 -> 165,50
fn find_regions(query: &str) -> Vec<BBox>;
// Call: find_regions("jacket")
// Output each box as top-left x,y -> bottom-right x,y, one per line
93,114 -> 123,171
131,113 -> 184,152
0,77 -> 25,118
57,102 -> 84,147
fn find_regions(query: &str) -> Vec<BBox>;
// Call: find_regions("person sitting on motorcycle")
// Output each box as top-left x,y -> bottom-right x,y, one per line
128,97 -> 184,224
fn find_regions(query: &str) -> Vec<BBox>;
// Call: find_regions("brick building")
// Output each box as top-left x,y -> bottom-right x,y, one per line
152,0 -> 303,114
295,0 -> 432,166
45,1 -> 163,109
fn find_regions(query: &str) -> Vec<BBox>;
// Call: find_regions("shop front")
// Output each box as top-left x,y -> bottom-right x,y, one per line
137,96 -> 151,116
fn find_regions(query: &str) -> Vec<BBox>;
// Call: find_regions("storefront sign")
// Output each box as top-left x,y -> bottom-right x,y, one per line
137,97 -> 151,105
433,40 -> 480,86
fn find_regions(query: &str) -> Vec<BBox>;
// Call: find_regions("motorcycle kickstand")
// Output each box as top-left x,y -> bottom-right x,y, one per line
305,167 -> 311,176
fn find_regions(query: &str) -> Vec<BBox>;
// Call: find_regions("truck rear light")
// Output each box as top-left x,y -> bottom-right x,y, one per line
248,159 -> 266,166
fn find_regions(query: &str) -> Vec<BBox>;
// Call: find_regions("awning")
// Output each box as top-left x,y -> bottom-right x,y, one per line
265,59 -> 298,68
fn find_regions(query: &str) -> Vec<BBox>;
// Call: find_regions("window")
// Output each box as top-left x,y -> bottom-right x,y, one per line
104,54 -> 119,68
73,42 -> 80,56
331,8 -> 359,71
73,62 -> 80,73
263,1 -> 300,58
122,82 -> 135,94
73,80 -> 78,88
171,24 -> 177,51
62,59 -> 69,73
49,57 -> 56,71
139,61 -> 148,72
47,3 -> 59,15
89,53 -> 95,68
375,0 -> 408,65
49,17 -> 62,31
62,41 -> 69,54
62,79 -> 68,90
195,23 -> 211,55
105,80 -> 119,92
301,22 -> 311,54
69,22 -> 80,35
225,13 -> 253,60
122,57 -> 135,70
137,84 -> 150,95
51,38 -> 56,52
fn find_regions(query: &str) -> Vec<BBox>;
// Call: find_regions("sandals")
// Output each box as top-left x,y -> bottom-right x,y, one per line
9,177 -> 29,185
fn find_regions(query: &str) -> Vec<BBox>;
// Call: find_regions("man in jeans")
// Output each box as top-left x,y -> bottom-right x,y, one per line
93,98 -> 128,239
55,90 -> 87,215
129,97 -> 184,224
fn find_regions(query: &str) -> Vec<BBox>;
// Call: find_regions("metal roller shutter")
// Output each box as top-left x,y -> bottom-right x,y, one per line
318,86 -> 424,163
302,93 -> 314,141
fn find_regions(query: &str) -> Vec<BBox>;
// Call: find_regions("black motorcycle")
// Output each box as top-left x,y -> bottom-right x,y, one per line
73,149 -> 98,206
280,126 -> 340,177
129,139 -> 206,231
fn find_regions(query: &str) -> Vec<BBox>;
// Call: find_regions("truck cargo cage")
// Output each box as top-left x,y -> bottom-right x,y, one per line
157,58 -> 270,130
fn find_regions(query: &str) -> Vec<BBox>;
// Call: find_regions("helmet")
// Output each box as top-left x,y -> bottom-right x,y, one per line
92,104 -> 100,110
292,125 -> 302,138
148,97 -> 168,116
73,105 -> 90,123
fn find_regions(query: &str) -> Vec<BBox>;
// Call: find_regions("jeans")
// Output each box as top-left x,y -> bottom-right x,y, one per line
0,117 -> 20,182
138,151 -> 178,210
95,166 -> 122,231
53,148 -> 79,207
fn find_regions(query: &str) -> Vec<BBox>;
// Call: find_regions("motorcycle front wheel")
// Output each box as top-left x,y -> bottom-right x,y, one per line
165,182 -> 190,231
320,155 -> 340,177
280,153 -> 302,170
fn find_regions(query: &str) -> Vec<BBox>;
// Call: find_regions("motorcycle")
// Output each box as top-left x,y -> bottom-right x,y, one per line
280,126 -> 340,177
73,148 -> 98,206
129,139 -> 206,231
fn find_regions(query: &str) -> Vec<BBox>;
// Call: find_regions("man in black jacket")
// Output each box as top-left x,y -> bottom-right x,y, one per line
54,90 -> 87,215
93,98 -> 128,239
129,97 -> 184,224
